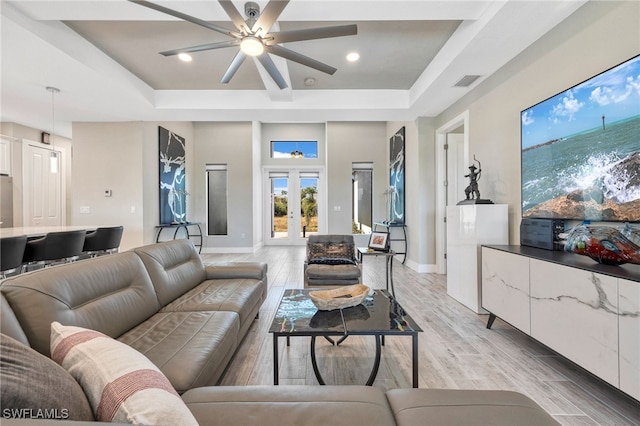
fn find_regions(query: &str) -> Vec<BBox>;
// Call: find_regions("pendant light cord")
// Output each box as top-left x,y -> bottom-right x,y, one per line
46,86 -> 60,150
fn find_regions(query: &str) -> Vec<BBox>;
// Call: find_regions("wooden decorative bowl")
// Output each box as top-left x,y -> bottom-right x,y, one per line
309,284 -> 371,311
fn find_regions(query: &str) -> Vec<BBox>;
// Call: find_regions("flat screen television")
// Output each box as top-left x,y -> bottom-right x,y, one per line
521,54 -> 640,223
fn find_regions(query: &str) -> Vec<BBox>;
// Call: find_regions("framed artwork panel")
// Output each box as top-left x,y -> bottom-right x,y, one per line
159,126 -> 186,224
390,126 -> 405,224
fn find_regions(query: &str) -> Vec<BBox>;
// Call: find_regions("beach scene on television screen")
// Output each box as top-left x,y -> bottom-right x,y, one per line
521,55 -> 640,222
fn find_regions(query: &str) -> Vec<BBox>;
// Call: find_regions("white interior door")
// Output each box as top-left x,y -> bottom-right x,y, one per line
264,168 -> 322,246
447,134 -> 466,206
443,133 -> 465,274
24,143 -> 63,227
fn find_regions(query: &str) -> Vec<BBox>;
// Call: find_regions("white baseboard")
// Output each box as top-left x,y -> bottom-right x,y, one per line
201,247 -> 255,254
404,259 -> 438,273
200,241 -> 263,254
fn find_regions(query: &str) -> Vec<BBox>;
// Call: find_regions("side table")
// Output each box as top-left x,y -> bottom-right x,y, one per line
357,247 -> 396,297
373,222 -> 407,263
155,223 -> 203,254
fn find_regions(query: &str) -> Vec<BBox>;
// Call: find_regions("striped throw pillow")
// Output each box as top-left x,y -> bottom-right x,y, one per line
50,322 -> 199,425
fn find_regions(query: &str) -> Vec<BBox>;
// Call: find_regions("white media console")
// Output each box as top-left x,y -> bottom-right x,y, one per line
481,245 -> 640,402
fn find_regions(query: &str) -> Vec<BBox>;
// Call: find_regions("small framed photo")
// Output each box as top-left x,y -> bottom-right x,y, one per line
368,231 -> 389,251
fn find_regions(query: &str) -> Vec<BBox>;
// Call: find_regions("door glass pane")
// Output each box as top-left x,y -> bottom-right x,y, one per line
271,176 -> 288,239
299,172 -> 319,238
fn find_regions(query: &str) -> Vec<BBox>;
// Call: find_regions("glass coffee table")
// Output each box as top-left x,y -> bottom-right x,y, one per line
269,289 -> 422,387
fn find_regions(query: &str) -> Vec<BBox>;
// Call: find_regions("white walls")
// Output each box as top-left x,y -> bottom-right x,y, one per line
252,121 -> 263,249
416,117 -> 438,270
433,0 -> 640,244
261,123 -> 326,167
72,121 -> 194,251
385,120 -> 437,271
193,122 -> 254,251
72,122 -> 144,250
69,120 -> 389,253
326,122 -> 387,235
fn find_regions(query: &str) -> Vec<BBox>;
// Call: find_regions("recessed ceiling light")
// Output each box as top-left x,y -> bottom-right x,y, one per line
346,52 -> 360,62
178,53 -> 192,62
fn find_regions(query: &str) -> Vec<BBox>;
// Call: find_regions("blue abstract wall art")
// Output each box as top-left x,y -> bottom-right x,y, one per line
159,126 -> 186,224
390,127 -> 405,224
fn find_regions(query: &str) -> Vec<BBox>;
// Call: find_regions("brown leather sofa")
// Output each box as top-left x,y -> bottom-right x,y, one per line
0,239 -> 559,425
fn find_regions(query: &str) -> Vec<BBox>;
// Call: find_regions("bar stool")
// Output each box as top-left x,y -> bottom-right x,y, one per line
22,230 -> 86,271
82,226 -> 124,257
1,235 -> 27,279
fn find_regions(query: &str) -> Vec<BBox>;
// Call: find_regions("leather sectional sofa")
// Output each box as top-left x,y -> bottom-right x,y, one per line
0,239 -> 559,425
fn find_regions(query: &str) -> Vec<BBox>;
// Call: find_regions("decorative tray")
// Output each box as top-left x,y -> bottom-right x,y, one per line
309,284 -> 371,311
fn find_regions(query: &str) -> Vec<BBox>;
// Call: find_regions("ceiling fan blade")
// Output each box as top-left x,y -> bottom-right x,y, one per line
160,40 -> 239,57
252,0 -> 289,36
218,0 -> 249,33
270,24 -> 358,44
256,54 -> 288,89
128,0 -> 236,37
221,51 -> 248,84
267,45 -> 337,75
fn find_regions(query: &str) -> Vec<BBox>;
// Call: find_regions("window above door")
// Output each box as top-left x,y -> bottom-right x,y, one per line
270,141 -> 318,159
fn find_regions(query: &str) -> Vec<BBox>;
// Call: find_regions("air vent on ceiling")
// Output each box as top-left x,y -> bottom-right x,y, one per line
454,75 -> 481,87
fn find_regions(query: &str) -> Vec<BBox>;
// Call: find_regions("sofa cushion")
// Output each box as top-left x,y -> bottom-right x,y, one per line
0,333 -> 94,422
386,388 -> 560,426
0,252 -> 159,357
50,322 -> 198,425
205,262 -> 268,283
1,295 -> 29,346
134,239 -> 207,307
118,311 -> 240,393
307,242 -> 355,261
305,263 -> 361,283
182,385 -> 396,426
160,278 -> 264,330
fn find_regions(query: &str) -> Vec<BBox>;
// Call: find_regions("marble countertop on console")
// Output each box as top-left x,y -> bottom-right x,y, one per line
484,245 -> 640,283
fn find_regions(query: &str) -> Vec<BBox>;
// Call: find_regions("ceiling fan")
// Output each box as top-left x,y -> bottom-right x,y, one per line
129,0 -> 358,89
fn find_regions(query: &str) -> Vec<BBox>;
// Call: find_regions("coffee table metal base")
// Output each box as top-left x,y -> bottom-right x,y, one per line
273,332 -> 419,388
310,335 -> 382,386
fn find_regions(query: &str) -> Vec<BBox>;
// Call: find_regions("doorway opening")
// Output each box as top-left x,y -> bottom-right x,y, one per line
435,111 -> 469,274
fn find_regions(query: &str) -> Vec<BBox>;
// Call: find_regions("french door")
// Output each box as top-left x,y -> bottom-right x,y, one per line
264,168 -> 324,245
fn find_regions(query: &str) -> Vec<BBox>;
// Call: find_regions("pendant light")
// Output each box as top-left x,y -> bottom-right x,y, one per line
290,143 -> 304,158
46,86 -> 60,174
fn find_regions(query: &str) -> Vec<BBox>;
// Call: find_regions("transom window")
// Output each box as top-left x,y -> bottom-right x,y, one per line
270,141 -> 318,159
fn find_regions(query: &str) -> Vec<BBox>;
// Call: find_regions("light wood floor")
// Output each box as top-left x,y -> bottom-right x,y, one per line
203,246 -> 640,426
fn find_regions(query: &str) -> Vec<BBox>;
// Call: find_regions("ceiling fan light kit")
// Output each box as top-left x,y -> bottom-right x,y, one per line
240,36 -> 264,56
129,0 -> 357,89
